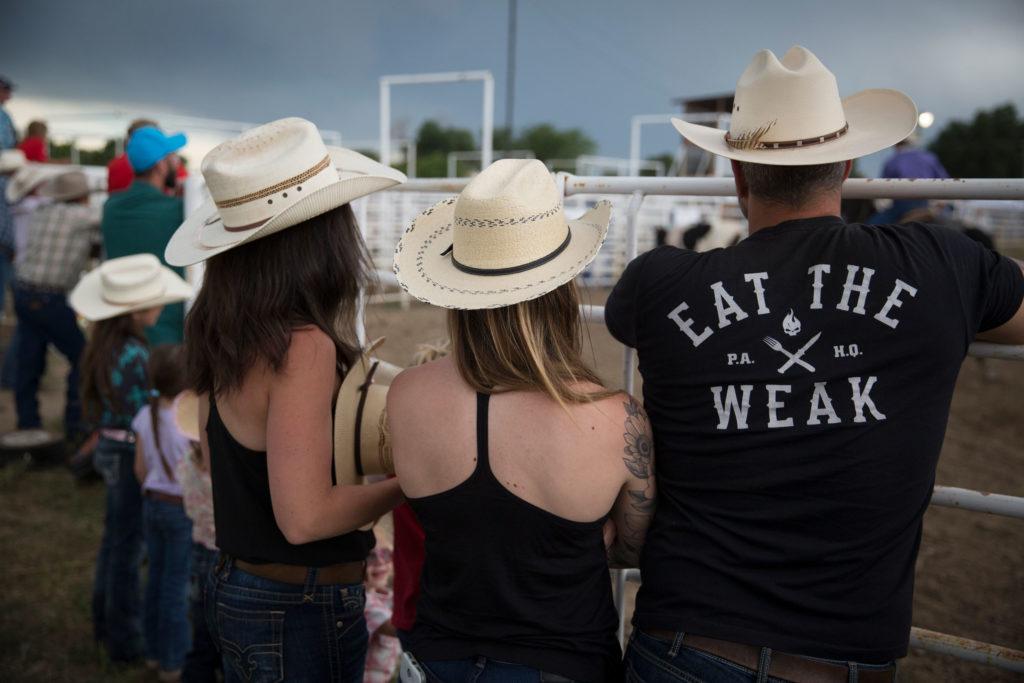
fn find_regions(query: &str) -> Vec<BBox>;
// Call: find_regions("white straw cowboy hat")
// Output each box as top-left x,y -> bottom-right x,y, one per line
394,158 -> 612,310
5,163 -> 63,203
672,46 -> 917,166
333,338 -> 402,487
174,390 -> 200,442
69,254 -> 194,322
0,149 -> 26,174
165,117 -> 406,267
39,170 -> 91,202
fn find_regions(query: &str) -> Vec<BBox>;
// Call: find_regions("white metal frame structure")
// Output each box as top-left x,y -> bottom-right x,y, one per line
378,174 -> 1024,673
379,71 -> 494,181
629,112 -> 730,177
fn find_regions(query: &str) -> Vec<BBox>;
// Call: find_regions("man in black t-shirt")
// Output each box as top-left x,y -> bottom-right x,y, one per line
612,46 -> 1024,683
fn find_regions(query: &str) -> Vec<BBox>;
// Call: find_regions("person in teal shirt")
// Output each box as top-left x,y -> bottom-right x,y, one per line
101,126 -> 188,344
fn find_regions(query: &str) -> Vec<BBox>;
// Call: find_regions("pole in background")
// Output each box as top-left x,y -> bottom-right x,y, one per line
506,0 -> 517,136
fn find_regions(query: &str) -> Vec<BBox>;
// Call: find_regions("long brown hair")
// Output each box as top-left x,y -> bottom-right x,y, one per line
147,345 -> 187,469
185,204 -> 372,395
80,314 -> 147,422
448,280 -> 613,407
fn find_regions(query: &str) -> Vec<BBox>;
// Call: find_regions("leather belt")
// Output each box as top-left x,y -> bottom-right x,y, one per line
145,490 -> 183,506
235,559 -> 365,586
643,629 -> 895,683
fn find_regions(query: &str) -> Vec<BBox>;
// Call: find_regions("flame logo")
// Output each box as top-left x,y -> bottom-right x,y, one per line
783,309 -> 801,336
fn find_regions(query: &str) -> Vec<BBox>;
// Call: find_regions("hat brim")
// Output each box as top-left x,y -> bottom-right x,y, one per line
6,164 -> 64,203
165,147 -> 406,267
672,88 -> 917,165
68,265 -> 194,322
394,200 -> 612,310
333,348 -> 402,487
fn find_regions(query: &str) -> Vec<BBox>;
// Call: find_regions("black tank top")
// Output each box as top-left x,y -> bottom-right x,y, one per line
207,395 -> 375,566
407,393 -> 622,682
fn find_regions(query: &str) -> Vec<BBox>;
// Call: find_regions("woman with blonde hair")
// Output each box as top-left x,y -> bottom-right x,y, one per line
390,159 -> 656,682
164,118 -> 407,682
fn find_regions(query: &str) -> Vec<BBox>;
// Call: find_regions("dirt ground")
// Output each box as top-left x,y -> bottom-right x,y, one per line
0,290 -> 1021,682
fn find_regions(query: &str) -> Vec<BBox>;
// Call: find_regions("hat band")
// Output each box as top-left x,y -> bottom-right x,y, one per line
725,122 -> 849,151
353,360 -> 381,478
448,228 -> 572,276
213,155 -> 331,209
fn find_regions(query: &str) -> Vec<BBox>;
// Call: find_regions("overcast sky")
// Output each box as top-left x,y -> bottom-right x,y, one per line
2,0 -> 1023,175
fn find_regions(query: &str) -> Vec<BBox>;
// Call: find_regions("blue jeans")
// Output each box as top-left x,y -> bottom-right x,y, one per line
184,544 -> 221,683
624,630 -> 895,683
92,438 -> 145,661
11,285 -> 84,435
207,555 -> 369,682
143,497 -> 194,672
420,657 -> 576,682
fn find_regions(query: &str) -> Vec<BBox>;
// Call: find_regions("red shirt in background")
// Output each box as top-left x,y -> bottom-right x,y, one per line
390,502 -> 425,631
107,153 -> 189,194
17,136 -> 48,162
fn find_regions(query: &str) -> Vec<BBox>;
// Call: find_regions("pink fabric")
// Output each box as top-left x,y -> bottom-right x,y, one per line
363,587 -> 400,682
177,451 -> 217,550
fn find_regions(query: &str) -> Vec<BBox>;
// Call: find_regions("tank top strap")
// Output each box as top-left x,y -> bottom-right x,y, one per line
475,391 -> 491,470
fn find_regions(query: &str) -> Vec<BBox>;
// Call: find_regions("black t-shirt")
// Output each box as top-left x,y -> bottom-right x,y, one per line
605,216 -> 1023,663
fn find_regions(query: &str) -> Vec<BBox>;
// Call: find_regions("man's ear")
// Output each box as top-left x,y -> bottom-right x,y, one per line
842,159 -> 853,182
730,159 -> 749,200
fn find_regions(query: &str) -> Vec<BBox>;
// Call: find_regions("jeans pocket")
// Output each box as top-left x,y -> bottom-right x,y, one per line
216,602 -> 285,682
93,450 -> 119,487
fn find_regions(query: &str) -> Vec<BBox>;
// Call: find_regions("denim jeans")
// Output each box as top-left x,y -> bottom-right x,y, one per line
1,324 -> 22,388
623,630 -> 895,683
143,497 -> 194,672
207,555 -> 369,682
12,285 -> 84,435
420,657 -> 577,683
183,544 -> 221,683
92,438 -> 145,661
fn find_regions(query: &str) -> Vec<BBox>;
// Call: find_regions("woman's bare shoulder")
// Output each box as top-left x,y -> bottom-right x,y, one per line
389,356 -> 458,409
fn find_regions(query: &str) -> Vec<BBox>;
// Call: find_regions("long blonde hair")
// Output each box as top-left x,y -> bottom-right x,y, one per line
448,281 -> 613,407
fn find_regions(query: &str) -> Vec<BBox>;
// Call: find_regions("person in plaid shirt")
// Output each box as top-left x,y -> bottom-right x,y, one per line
12,170 -> 99,440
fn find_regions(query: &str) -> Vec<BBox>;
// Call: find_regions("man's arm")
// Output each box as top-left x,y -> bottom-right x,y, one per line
976,259 -> 1024,344
608,395 -> 656,569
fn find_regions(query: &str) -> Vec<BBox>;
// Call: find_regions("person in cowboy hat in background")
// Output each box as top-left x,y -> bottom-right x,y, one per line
607,46 -> 1024,682
70,253 -> 194,664
167,117 -> 407,682
389,159 -> 657,682
101,125 -> 188,345
10,170 -> 99,444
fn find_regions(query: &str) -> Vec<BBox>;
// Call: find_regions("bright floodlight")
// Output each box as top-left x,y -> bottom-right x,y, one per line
918,111 -> 935,129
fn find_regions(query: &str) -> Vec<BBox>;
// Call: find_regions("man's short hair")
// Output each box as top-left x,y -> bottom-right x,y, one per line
126,118 -> 158,141
739,161 -> 846,207
26,120 -> 47,138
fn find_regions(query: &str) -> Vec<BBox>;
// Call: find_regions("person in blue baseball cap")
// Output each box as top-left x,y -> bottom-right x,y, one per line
101,125 -> 189,346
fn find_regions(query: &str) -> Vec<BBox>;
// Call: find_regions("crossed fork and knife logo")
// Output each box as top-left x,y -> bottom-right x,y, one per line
762,332 -> 822,374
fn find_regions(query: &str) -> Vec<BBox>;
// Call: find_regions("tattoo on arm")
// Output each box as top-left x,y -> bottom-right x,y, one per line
609,396 -> 655,567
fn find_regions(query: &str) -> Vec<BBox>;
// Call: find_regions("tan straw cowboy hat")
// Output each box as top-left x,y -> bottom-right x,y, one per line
5,163 -> 63,203
174,390 -> 200,442
39,170 -> 91,202
0,149 -> 26,174
333,338 -> 402,487
672,46 -> 917,166
165,117 -> 406,267
394,158 -> 611,310
69,254 -> 193,321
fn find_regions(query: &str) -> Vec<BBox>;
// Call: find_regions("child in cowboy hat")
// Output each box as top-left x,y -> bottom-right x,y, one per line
166,117 -> 406,682
389,158 -> 656,682
69,253 -> 193,664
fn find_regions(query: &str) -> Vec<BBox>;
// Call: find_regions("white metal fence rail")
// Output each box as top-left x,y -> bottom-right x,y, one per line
375,174 -> 1024,673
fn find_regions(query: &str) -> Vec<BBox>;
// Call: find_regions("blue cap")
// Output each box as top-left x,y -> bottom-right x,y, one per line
127,126 -> 187,172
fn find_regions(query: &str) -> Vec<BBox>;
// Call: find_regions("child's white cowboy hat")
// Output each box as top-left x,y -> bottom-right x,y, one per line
672,46 -> 918,166
165,117 -> 406,266
394,158 -> 611,310
69,254 -> 193,322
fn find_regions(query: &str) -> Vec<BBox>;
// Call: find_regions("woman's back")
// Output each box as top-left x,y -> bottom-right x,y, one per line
390,357 -> 653,682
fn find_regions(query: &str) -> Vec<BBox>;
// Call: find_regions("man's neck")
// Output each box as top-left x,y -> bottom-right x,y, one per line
745,196 -> 842,235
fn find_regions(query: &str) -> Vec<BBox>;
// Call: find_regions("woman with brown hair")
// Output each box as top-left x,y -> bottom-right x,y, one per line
164,118 -> 407,682
390,159 -> 656,682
